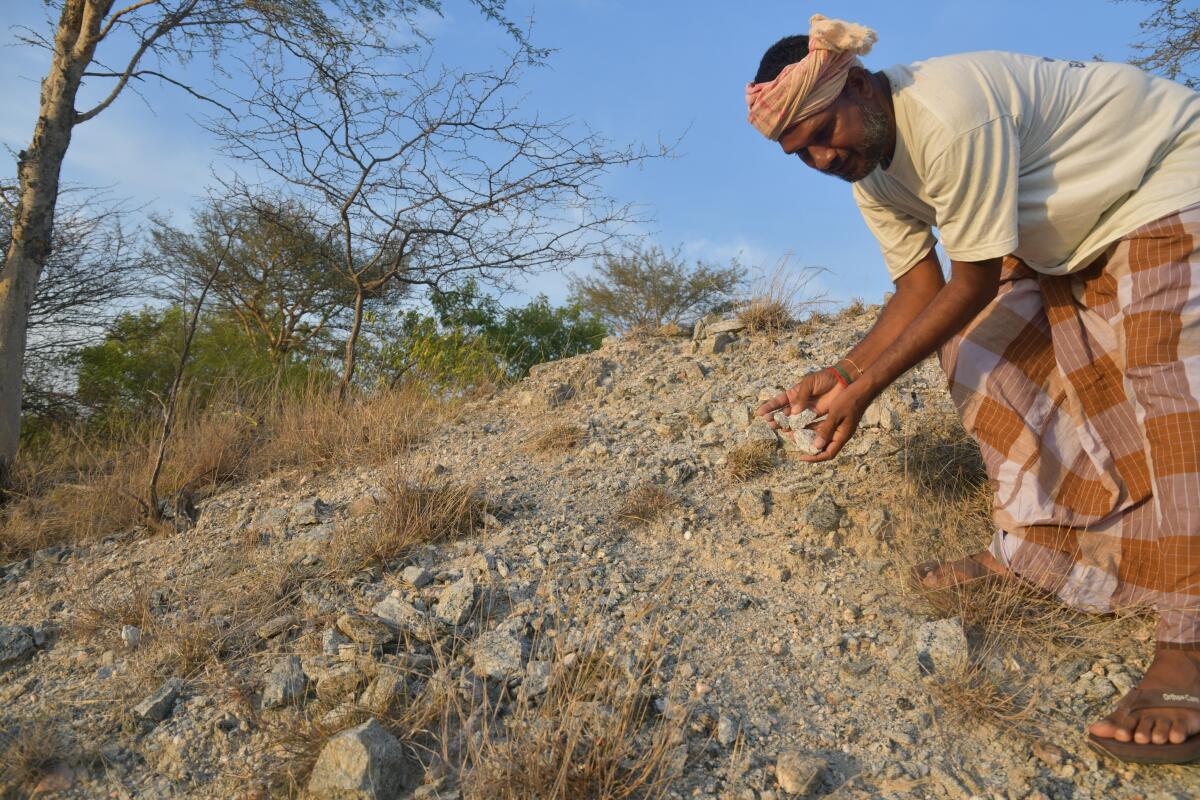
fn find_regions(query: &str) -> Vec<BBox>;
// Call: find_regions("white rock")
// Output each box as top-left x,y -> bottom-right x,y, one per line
915,617 -> 970,677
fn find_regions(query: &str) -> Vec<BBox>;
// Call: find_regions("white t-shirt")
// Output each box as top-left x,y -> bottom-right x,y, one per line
853,52 -> 1200,280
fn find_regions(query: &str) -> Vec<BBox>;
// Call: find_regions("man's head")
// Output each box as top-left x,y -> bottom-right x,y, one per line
747,20 -> 893,183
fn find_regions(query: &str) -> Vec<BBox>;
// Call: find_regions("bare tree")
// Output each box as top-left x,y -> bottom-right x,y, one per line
0,183 -> 141,421
212,46 -> 659,394
150,193 -> 356,366
1125,0 -> 1200,87
1,0 -> 529,481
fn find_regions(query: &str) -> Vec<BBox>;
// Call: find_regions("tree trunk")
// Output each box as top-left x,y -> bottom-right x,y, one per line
0,1 -> 110,482
339,286 -> 366,399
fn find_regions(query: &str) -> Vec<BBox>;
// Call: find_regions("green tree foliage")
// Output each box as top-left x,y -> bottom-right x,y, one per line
75,306 -> 317,422
374,282 -> 606,392
567,243 -> 745,332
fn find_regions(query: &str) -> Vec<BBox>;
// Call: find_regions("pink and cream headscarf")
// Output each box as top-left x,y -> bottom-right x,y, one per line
746,14 -> 878,141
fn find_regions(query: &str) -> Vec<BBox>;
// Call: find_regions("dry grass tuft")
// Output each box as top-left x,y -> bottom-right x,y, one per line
738,260 -> 826,335
724,441 -> 776,482
332,471 -> 486,571
463,640 -> 688,799
617,483 -> 678,526
0,716 -> 67,793
792,309 -> 834,337
524,424 -> 586,454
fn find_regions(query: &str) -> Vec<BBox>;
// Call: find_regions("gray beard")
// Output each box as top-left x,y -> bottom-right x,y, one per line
836,103 -> 890,184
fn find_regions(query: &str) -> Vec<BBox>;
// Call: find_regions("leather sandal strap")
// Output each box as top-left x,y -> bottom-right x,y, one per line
1128,689 -> 1200,713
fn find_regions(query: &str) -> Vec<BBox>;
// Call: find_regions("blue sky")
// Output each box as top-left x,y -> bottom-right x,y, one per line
1,1 -> 1151,308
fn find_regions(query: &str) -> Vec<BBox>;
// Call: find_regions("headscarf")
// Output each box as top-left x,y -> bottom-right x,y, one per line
746,14 -> 878,141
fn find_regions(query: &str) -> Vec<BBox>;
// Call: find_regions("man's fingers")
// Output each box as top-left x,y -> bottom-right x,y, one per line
786,384 -> 814,416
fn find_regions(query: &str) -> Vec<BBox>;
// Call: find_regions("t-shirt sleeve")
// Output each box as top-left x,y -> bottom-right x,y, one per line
853,182 -> 937,281
926,117 -> 1020,263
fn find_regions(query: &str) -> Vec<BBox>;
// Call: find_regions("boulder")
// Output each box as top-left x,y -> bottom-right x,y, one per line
306,718 -> 416,799
0,626 -> 35,669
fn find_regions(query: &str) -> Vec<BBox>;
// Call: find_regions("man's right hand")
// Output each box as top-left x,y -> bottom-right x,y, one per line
755,368 -> 846,429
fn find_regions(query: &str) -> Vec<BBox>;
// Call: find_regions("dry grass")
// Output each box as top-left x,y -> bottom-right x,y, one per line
524,424 -> 586,454
890,406 -> 1153,736
738,260 -> 826,335
724,441 -> 776,482
0,385 -> 442,561
462,631 -> 688,799
331,471 -> 486,572
616,483 -> 678,526
0,715 -> 67,795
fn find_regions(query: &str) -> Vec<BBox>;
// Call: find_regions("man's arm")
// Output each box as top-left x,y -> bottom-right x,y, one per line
801,254 -> 1001,461
839,247 -> 946,376
756,246 -> 947,425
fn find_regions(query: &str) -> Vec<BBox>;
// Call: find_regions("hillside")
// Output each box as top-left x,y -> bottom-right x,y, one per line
0,303 -> 1193,799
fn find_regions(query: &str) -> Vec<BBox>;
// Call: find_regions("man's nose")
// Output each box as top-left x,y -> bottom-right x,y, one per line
809,146 -> 837,171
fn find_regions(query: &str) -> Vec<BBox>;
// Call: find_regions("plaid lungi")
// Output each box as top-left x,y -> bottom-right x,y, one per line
939,203 -> 1200,648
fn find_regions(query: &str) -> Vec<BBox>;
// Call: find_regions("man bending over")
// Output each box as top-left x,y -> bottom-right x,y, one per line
749,14 -> 1200,764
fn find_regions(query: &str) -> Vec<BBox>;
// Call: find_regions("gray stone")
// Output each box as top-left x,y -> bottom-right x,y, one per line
359,671 -> 406,714
249,507 -> 289,537
371,592 -> 428,637
776,751 -> 826,795
546,382 -> 575,408
291,496 -> 330,526
307,718 -> 416,799
737,488 -> 770,521
134,677 -> 183,722
400,565 -> 433,588
120,625 -> 142,650
262,656 -> 308,709
336,612 -> 396,646
291,523 -> 335,556
717,715 -> 739,747
522,661 -> 554,697
803,490 -> 843,533
0,626 -> 35,669
915,618 -> 969,677
436,576 -> 476,626
782,427 -> 821,456
322,628 -> 351,655
703,332 -> 733,355
744,418 -> 779,445
706,318 -> 747,336
315,663 -> 364,702
473,630 -> 526,680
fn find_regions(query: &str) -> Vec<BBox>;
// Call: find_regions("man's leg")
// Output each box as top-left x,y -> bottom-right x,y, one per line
923,256 -> 1085,594
1082,205 -> 1200,747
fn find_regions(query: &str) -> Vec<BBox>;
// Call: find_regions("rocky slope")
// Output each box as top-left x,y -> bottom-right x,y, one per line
0,303 -> 1194,799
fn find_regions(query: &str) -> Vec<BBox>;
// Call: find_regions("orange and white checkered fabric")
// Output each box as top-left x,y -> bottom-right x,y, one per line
940,203 -> 1200,648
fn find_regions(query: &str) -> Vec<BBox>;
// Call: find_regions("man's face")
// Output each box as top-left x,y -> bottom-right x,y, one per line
777,86 -> 890,184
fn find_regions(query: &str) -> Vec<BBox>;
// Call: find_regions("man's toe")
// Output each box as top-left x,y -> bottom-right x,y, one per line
1133,715 -> 1156,744
1151,718 -> 1173,744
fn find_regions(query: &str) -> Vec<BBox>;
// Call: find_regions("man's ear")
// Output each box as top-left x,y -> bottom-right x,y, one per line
845,66 -> 873,100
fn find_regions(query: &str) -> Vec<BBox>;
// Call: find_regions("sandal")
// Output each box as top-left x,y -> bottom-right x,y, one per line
1087,688 -> 1200,764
